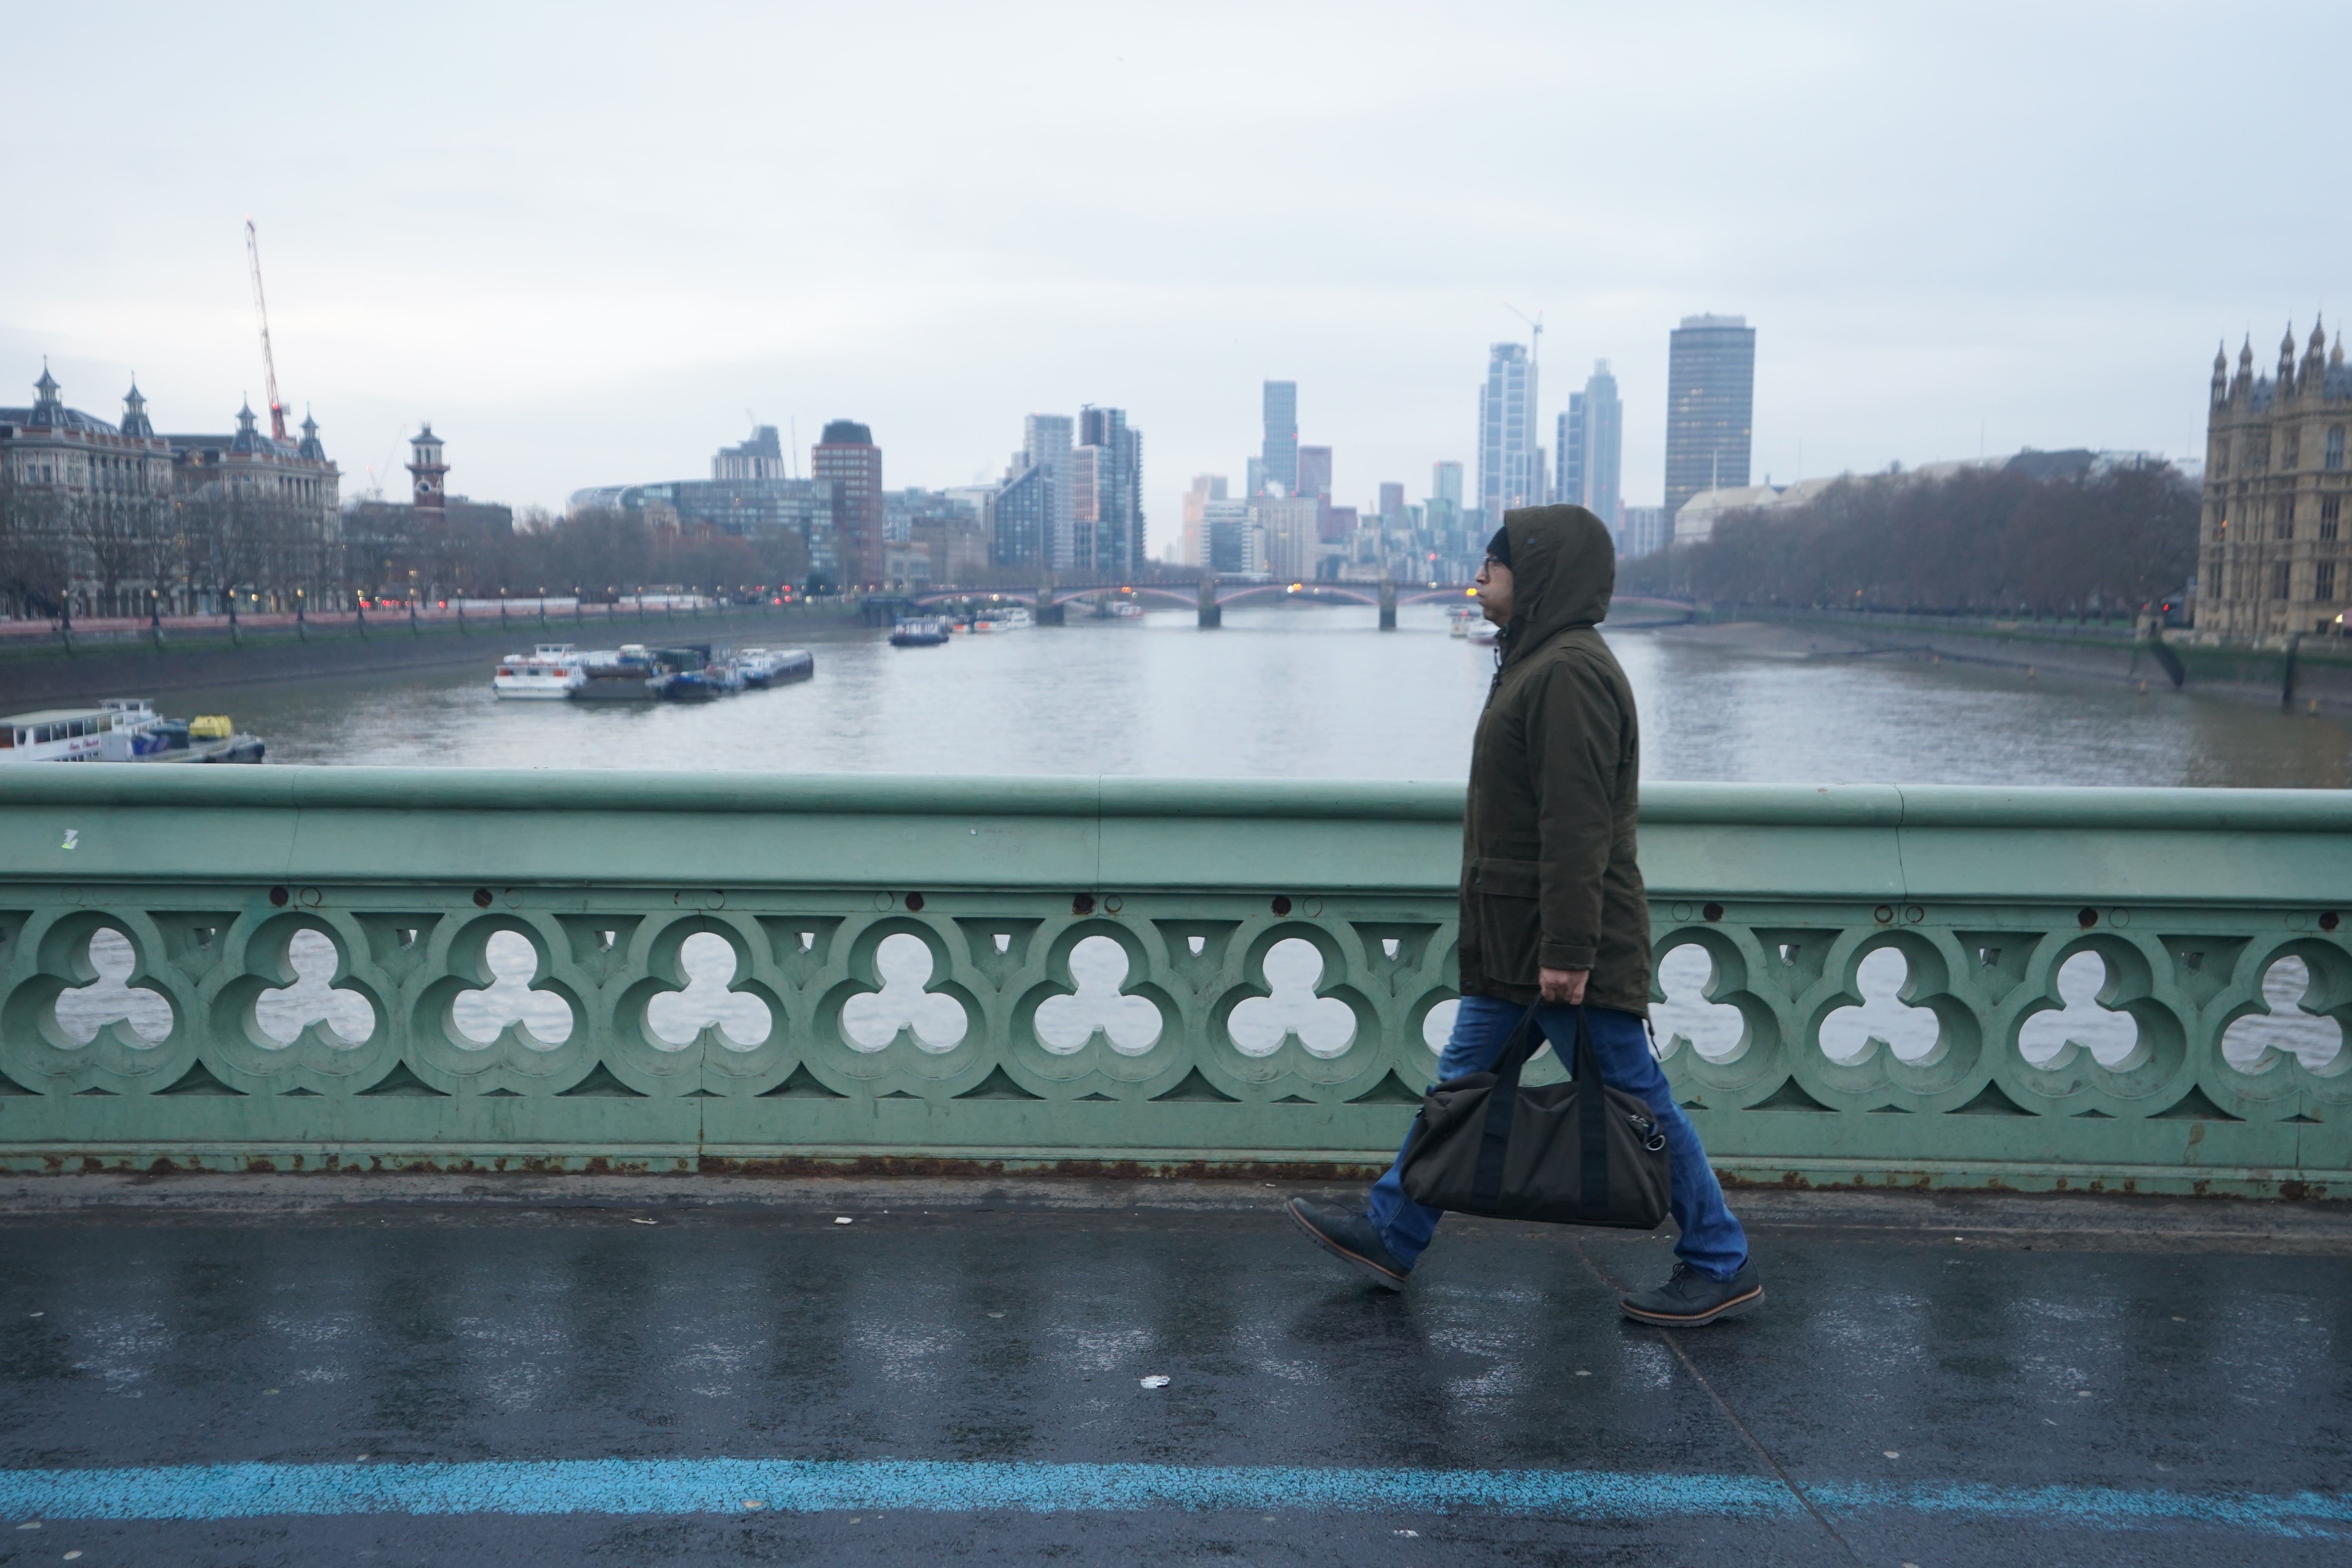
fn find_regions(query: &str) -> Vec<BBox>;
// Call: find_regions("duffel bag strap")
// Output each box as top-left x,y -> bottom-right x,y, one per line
1470,1005 -> 1542,1205
1571,1005 -> 1611,1221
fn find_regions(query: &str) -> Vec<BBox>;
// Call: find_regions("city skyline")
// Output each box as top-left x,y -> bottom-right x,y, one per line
4,4 -> 2341,558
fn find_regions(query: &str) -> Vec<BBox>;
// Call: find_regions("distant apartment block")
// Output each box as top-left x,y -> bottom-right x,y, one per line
1664,314 -> 1755,521
1020,414 -> 1076,569
1076,405 -> 1145,578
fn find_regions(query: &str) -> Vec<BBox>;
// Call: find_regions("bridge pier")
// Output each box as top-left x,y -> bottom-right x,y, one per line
1378,577 -> 1396,631
1034,577 -> 1064,627
1198,574 -> 1221,629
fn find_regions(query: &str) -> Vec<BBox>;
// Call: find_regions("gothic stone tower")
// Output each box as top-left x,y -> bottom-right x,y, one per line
2198,320 -> 2350,641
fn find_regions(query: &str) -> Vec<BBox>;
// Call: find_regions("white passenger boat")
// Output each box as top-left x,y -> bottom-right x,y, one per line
1448,605 -> 1481,637
0,699 -> 263,764
492,644 -> 591,699
972,606 -> 1034,633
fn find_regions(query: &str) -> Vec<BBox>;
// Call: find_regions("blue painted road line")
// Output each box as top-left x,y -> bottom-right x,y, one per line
0,1459 -> 2344,1539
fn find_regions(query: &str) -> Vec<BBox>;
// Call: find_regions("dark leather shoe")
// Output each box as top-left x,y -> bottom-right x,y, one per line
1283,1197 -> 1410,1291
1620,1258 -> 1763,1327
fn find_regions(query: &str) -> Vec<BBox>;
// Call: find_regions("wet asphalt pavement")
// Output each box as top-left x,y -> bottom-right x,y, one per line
1,1175 -> 2348,1566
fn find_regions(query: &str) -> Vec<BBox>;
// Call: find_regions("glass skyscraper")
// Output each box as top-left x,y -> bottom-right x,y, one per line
1554,360 -> 1622,527
1261,381 -> 1298,497
1663,314 -> 1755,521
1478,342 -> 1538,519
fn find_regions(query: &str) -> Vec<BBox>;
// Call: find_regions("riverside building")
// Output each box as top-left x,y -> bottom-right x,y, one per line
2198,322 -> 2351,642
0,367 -> 340,616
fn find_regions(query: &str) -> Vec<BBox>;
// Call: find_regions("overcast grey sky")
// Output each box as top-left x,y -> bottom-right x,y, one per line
4,1 -> 2344,553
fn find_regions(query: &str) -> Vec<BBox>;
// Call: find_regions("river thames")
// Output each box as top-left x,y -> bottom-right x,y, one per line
162,602 -> 2352,788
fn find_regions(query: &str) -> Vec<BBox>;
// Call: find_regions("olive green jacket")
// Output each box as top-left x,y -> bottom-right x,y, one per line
1457,505 -> 1652,1015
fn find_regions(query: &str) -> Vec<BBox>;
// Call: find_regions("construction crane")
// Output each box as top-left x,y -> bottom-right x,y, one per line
244,218 -> 289,445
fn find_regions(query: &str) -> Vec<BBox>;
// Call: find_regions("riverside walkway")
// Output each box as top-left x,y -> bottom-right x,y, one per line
0,766 -> 2346,1561
2,1174 -> 2348,1564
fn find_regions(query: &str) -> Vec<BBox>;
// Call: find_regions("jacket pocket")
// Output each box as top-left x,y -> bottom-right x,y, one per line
1469,889 -> 1541,989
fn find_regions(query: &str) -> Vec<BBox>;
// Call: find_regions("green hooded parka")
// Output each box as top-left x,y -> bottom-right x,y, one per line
1457,505 -> 1651,1014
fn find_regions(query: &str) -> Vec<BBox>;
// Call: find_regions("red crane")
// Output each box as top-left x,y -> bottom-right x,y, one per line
244,218 -> 289,445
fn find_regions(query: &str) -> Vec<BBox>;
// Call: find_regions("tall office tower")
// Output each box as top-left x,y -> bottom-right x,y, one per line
1180,475 -> 1227,566
1378,481 -> 1405,521
1581,361 -> 1623,528
1555,395 -> 1586,508
1020,413 -> 1076,569
1477,343 -> 1539,519
1077,405 -> 1144,578
1553,363 -> 1624,524
1663,314 -> 1755,521
811,419 -> 884,584
1261,381 -> 1298,497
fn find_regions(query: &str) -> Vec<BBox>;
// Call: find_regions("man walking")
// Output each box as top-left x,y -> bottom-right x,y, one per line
1285,505 -> 1760,1326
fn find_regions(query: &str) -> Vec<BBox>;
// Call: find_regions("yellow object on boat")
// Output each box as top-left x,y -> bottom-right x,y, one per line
189,715 -> 233,739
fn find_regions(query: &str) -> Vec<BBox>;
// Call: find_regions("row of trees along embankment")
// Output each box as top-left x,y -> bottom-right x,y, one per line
0,482 -> 835,621
1619,459 -> 2200,617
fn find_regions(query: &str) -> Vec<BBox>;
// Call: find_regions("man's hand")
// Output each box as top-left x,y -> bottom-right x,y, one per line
1539,966 -> 1589,1005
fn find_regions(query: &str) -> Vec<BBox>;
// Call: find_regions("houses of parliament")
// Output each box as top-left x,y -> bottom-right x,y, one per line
2200,320 -> 2349,641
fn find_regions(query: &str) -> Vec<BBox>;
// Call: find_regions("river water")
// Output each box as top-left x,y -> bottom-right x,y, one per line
170,602 -> 2352,787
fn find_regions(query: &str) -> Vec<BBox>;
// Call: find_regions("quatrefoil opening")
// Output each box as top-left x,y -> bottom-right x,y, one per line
2018,949 -> 2142,1069
1819,945 -> 1942,1065
1034,934 -> 1164,1054
248,927 -> 377,1047
840,931 -> 970,1052
644,930 -> 775,1050
2222,950 -> 2347,1073
1652,941 -> 1747,1063
1228,936 -> 1356,1058
448,928 -> 576,1048
52,926 -> 173,1047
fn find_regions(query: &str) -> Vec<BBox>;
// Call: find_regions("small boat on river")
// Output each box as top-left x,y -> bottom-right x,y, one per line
492,644 -> 592,699
890,617 -> 949,647
972,606 -> 1034,633
733,647 -> 815,685
0,699 -> 263,764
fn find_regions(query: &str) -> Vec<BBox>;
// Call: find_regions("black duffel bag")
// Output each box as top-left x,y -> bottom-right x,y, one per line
1398,1005 -> 1672,1229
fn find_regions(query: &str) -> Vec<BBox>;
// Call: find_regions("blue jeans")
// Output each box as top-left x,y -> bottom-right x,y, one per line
1366,995 -> 1749,1279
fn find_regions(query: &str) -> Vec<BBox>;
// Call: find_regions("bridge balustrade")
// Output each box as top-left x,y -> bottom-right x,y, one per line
0,770 -> 2343,1195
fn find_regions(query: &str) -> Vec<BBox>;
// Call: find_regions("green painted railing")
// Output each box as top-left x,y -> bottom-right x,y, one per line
0,769 -> 2345,1196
